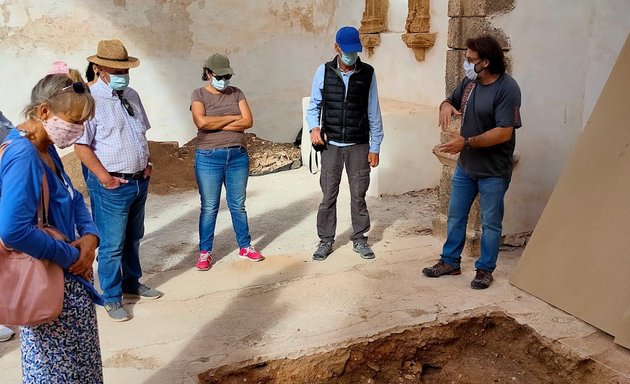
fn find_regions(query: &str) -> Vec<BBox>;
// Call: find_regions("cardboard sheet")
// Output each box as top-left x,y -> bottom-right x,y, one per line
616,305 -> 630,349
510,34 -> 630,349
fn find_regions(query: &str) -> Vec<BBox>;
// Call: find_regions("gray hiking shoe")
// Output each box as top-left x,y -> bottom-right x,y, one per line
104,302 -> 130,322
123,284 -> 163,300
353,241 -> 375,259
313,240 -> 334,261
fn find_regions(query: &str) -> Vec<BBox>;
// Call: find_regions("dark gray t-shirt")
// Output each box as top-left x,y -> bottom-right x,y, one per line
449,74 -> 522,178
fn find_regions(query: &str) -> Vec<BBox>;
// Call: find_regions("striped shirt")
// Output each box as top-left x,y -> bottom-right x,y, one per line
76,78 -> 151,173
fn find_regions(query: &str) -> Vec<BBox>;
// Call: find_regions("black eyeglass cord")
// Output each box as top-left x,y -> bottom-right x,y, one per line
116,90 -> 135,117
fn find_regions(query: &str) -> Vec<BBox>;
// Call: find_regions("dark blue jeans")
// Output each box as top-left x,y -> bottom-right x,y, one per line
195,146 -> 251,252
86,171 -> 148,303
441,165 -> 511,272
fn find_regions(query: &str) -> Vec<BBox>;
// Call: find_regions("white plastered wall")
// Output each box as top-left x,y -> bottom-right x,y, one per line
0,0 -> 364,145
492,0 -> 630,234
300,1 -> 448,196
2,1 -> 630,234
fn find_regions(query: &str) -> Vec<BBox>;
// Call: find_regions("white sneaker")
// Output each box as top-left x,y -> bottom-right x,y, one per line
0,325 -> 14,342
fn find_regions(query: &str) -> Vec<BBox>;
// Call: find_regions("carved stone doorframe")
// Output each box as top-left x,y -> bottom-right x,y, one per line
359,0 -> 388,55
359,0 -> 436,61
402,0 -> 436,61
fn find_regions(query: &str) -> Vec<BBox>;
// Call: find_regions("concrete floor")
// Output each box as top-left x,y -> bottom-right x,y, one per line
0,167 -> 628,383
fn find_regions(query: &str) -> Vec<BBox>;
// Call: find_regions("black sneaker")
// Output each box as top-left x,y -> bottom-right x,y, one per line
352,241 -> 375,259
313,240 -> 334,261
470,269 -> 493,289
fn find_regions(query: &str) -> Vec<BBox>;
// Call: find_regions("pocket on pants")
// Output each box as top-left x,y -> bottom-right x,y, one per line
351,168 -> 371,196
196,149 -> 216,157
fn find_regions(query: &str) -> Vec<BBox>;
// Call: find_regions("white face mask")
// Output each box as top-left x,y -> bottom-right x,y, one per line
463,60 -> 478,80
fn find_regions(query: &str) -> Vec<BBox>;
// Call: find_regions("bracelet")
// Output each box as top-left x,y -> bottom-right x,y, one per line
464,137 -> 470,149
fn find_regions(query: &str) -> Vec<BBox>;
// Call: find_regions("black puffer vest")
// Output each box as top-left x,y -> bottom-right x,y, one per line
322,56 -> 374,144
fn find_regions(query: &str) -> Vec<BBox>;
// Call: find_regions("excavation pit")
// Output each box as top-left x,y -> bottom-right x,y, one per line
199,311 -> 623,384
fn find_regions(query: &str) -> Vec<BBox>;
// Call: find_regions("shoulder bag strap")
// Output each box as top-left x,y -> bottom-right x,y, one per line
39,170 -> 50,227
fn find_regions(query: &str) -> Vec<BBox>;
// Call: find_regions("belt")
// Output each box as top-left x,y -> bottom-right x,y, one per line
225,145 -> 244,149
109,171 -> 144,180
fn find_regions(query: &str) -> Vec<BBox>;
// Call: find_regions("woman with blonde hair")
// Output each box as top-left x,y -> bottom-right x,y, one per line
0,74 -> 103,383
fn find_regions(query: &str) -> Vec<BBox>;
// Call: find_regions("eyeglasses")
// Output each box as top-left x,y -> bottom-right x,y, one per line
116,91 -> 135,117
213,74 -> 233,81
60,82 -> 89,94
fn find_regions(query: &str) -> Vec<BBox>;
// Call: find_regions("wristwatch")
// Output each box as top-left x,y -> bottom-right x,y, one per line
464,137 -> 470,149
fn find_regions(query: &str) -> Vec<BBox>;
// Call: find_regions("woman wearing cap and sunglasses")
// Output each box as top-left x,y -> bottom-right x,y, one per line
0,75 -> 103,383
190,53 -> 264,270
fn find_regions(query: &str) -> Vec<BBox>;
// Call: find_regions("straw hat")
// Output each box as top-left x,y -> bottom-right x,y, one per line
87,39 -> 140,69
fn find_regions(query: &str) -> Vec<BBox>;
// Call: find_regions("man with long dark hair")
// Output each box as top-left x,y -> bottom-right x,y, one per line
422,35 -> 522,289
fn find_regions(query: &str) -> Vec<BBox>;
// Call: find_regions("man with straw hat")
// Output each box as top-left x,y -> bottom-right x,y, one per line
75,39 -> 162,322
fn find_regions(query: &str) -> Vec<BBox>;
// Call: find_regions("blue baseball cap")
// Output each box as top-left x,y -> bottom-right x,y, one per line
335,26 -> 363,53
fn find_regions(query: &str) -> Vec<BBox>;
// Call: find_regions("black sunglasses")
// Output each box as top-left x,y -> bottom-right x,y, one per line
213,74 -> 233,81
60,82 -> 89,94
116,91 -> 135,117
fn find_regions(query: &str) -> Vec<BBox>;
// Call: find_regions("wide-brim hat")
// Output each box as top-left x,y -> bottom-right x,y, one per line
204,53 -> 234,76
87,39 -> 140,69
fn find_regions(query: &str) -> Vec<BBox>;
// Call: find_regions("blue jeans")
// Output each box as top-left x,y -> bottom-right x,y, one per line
441,165 -> 511,272
195,146 -> 251,252
86,171 -> 148,303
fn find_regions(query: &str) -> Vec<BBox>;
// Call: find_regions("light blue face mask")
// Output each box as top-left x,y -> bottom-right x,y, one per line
212,78 -> 229,91
340,51 -> 359,66
108,74 -> 130,91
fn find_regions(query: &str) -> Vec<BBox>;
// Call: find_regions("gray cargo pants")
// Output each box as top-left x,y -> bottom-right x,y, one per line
316,143 -> 371,243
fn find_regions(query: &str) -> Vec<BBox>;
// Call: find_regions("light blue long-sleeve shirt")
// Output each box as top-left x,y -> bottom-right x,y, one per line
305,60 -> 384,153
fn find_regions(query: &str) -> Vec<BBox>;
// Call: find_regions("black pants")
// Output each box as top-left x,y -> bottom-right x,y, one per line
317,143 -> 371,243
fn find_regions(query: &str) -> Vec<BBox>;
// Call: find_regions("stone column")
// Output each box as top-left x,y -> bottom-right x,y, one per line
359,0 -> 389,55
401,0 -> 436,61
433,0 -> 515,257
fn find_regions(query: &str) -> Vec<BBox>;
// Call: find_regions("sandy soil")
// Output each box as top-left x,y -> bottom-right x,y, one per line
0,166 -> 627,384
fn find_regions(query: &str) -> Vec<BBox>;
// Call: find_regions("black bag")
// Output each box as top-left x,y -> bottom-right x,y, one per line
312,128 -> 327,152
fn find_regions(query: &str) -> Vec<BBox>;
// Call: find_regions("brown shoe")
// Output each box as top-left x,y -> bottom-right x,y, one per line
470,269 -> 493,289
422,260 -> 461,277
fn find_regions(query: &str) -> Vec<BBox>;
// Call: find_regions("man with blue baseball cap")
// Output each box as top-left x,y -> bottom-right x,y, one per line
306,26 -> 384,261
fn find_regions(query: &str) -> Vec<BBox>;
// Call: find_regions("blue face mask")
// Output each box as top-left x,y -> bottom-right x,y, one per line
108,74 -> 130,91
212,78 -> 229,91
340,51 -> 359,66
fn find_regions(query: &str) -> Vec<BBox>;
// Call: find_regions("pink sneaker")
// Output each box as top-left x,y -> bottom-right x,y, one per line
196,251 -> 212,271
239,246 -> 264,262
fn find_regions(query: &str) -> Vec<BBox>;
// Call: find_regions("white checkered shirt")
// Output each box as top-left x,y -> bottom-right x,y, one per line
76,79 -> 151,173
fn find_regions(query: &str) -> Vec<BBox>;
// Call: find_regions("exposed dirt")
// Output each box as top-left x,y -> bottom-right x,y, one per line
198,311 -> 625,384
61,134 -> 301,196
